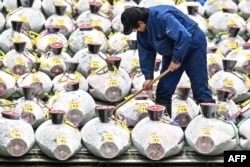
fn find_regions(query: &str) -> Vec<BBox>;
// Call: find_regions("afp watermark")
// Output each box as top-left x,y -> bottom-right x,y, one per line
224,151 -> 250,167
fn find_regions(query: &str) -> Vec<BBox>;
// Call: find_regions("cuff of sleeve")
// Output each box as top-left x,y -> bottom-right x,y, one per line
172,58 -> 181,64
144,75 -> 154,80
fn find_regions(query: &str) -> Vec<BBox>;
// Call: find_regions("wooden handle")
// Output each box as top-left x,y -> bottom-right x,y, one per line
114,69 -> 171,111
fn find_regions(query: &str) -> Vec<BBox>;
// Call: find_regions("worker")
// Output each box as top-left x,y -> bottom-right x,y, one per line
120,5 -> 215,117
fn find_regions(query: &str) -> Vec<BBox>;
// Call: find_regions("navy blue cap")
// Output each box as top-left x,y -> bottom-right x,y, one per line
121,7 -> 140,35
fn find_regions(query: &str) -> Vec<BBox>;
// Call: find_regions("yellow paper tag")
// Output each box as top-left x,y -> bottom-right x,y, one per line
227,19 -> 236,25
132,58 -> 140,67
136,103 -> 148,113
228,41 -> 237,49
122,37 -> 128,44
52,57 -> 61,65
23,104 -> 34,113
219,4 -> 226,10
32,76 -> 41,82
103,133 -> 114,142
10,129 -> 22,139
91,19 -> 100,27
208,57 -> 217,64
56,135 -> 68,145
108,79 -> 118,87
90,60 -> 100,68
246,54 -> 250,60
0,77 -> 3,82
219,104 -> 228,111
84,36 -> 93,44
48,37 -> 57,44
223,79 -> 234,87
199,128 -> 211,137
149,135 -> 161,144
15,58 -> 24,65
19,16 -> 28,22
12,37 -> 22,43
177,104 -> 188,113
155,0 -> 163,5
56,19 -> 65,26
69,101 -> 80,109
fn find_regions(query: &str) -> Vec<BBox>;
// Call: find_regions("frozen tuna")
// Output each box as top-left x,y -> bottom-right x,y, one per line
5,0 -> 45,33
69,23 -> 108,54
216,88 -> 239,122
116,93 -> 155,127
185,103 -> 238,155
16,61 -> 53,99
209,59 -> 249,100
81,105 -> 130,159
39,42 -> 72,78
237,116 -> 250,150
0,60 -> 16,99
35,25 -> 68,54
52,61 -> 89,92
13,86 -> 47,128
87,56 -> 131,102
35,110 -> 82,160
73,43 -> 108,78
172,86 -> 199,128
44,4 -> 76,37
0,20 -> 33,53
47,82 -> 95,126
3,41 -> 36,76
131,105 -> 184,160
76,1 -> 112,35
0,110 -> 35,157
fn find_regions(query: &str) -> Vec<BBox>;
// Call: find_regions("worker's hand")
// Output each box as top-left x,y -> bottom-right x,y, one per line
168,61 -> 181,72
142,79 -> 153,91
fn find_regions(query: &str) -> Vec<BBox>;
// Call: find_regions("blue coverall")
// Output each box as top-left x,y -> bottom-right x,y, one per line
137,5 -> 214,104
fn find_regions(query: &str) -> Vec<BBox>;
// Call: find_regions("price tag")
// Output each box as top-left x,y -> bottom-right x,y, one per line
23,104 -> 34,113
90,60 -> 100,68
149,135 -> 161,144
32,76 -> 41,82
52,57 -> 61,65
227,19 -> 236,25
219,4 -> 226,10
108,79 -> 118,87
208,57 -> 217,64
155,0 -> 163,5
84,36 -> 93,44
228,41 -> 237,49
12,37 -> 22,43
56,135 -> 67,145
199,128 -> 211,137
219,104 -> 228,111
48,37 -> 57,44
19,16 -> 28,22
132,58 -> 140,67
69,101 -> 80,109
177,104 -> 188,113
10,129 -> 22,139
223,79 -> 234,87
122,37 -> 128,44
56,19 -> 65,26
15,58 -> 24,65
91,19 -> 100,27
246,54 -> 250,60
136,103 -> 148,113
103,133 -> 114,142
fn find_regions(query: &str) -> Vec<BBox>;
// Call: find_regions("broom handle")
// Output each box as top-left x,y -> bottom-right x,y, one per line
114,69 -> 171,111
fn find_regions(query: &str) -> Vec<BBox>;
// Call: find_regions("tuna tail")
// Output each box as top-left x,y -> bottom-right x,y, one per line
155,99 -> 172,118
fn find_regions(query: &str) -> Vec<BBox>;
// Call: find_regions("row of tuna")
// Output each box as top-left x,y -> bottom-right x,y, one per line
0,0 -> 250,162
1,96 -> 250,161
